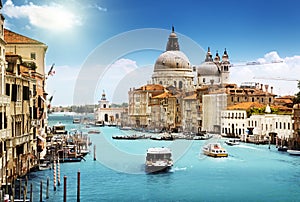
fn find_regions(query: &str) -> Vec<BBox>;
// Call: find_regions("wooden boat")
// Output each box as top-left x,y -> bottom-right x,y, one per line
277,146 -> 288,152
202,143 -> 228,158
287,150 -> 300,155
145,147 -> 173,173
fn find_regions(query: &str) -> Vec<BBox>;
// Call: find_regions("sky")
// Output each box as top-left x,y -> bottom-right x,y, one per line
2,0 -> 300,106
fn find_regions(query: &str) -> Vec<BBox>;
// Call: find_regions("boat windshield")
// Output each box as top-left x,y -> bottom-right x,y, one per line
146,153 -> 171,160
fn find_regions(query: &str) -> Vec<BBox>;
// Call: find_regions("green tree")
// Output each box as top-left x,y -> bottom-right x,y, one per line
294,81 -> 300,104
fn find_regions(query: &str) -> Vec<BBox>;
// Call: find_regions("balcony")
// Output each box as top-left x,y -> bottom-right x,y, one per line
12,133 -> 31,147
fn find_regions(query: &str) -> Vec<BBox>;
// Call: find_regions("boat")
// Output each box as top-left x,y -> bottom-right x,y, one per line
225,139 -> 240,146
95,120 -> 104,127
88,130 -> 101,134
39,162 -> 51,171
120,126 -> 132,130
202,143 -> 228,158
287,149 -> 300,155
277,146 -> 288,152
145,147 -> 173,173
52,122 -> 67,134
73,117 -> 81,124
193,133 -> 213,140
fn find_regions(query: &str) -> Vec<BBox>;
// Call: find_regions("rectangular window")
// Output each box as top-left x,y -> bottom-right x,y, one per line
6,83 -> 10,96
23,86 -> 30,100
31,52 -> 36,60
11,84 -> 17,102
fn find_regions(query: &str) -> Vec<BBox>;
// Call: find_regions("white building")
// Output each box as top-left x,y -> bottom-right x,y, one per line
248,114 -> 293,140
95,91 -> 125,126
202,93 -> 227,133
221,109 -> 247,137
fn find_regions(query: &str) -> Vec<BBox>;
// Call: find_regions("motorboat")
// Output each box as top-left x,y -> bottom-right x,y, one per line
52,122 -> 67,134
225,139 -> 240,146
202,143 -> 228,158
193,133 -> 213,140
287,149 -> 300,155
145,147 -> 173,173
73,117 -> 81,124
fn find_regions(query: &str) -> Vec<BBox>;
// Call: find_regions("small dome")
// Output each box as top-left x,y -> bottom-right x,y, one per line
197,61 -> 220,76
154,50 -> 191,72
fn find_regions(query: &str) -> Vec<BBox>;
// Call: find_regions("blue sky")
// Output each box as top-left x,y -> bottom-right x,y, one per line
2,0 -> 300,106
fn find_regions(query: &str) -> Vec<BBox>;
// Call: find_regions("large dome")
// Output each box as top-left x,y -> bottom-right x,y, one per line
197,61 -> 220,76
154,50 -> 191,72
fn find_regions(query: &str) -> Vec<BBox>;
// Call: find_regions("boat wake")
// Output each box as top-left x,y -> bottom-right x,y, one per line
236,144 -> 261,150
171,167 -> 187,172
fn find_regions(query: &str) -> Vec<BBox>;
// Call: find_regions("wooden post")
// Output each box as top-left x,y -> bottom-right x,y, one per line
30,183 -> 33,202
23,185 -> 27,202
93,145 -> 96,161
53,160 -> 57,191
11,188 -> 14,202
63,176 -> 67,202
0,190 -> 2,201
77,170 -> 80,202
40,180 -> 43,202
19,178 -> 22,199
46,177 -> 49,199
58,158 -> 61,186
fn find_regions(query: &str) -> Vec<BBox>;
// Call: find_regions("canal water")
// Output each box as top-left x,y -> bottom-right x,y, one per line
25,114 -> 300,201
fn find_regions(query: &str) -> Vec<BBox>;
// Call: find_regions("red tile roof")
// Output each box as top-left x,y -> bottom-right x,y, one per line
4,29 -> 45,45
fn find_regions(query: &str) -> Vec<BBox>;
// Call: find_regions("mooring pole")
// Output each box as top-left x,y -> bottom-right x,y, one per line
30,183 -> 33,202
46,177 -> 49,199
93,145 -> 96,161
53,160 -> 57,191
40,180 -> 43,202
58,158 -> 61,186
77,170 -> 80,202
63,176 -> 67,202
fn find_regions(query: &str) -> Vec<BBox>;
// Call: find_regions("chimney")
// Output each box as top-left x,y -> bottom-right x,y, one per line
265,84 -> 269,93
260,84 -> 263,90
270,86 -> 273,94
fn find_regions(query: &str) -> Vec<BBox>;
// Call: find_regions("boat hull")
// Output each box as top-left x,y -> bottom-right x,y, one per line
287,150 -> 300,155
145,165 -> 172,174
203,150 -> 228,158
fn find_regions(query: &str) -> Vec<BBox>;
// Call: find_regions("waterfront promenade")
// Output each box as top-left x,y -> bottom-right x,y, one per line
20,114 -> 300,201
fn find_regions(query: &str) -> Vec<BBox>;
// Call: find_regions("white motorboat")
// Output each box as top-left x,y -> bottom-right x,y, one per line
225,139 -> 240,146
202,143 -> 228,158
145,147 -> 173,173
287,150 -> 300,155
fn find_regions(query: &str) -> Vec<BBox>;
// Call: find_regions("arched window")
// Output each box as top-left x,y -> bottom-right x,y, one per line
179,81 -> 183,89
159,81 -> 162,85
103,104 -> 106,108
116,114 -> 119,119
174,81 -> 177,87
104,114 -> 108,122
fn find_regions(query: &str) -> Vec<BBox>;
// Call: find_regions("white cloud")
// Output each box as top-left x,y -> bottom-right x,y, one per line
3,0 -> 81,31
230,51 -> 300,96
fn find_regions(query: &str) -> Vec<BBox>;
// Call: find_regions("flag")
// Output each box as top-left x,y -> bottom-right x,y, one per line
47,63 -> 55,76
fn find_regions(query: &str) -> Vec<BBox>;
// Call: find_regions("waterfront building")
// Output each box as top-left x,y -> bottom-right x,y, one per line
128,84 -> 164,128
0,1 -> 10,185
150,87 -> 182,132
221,102 -> 293,143
4,53 -> 37,181
290,104 -> 300,149
95,91 -> 125,126
181,92 -> 199,133
151,27 -> 194,92
225,82 -> 276,106
202,92 -> 227,133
